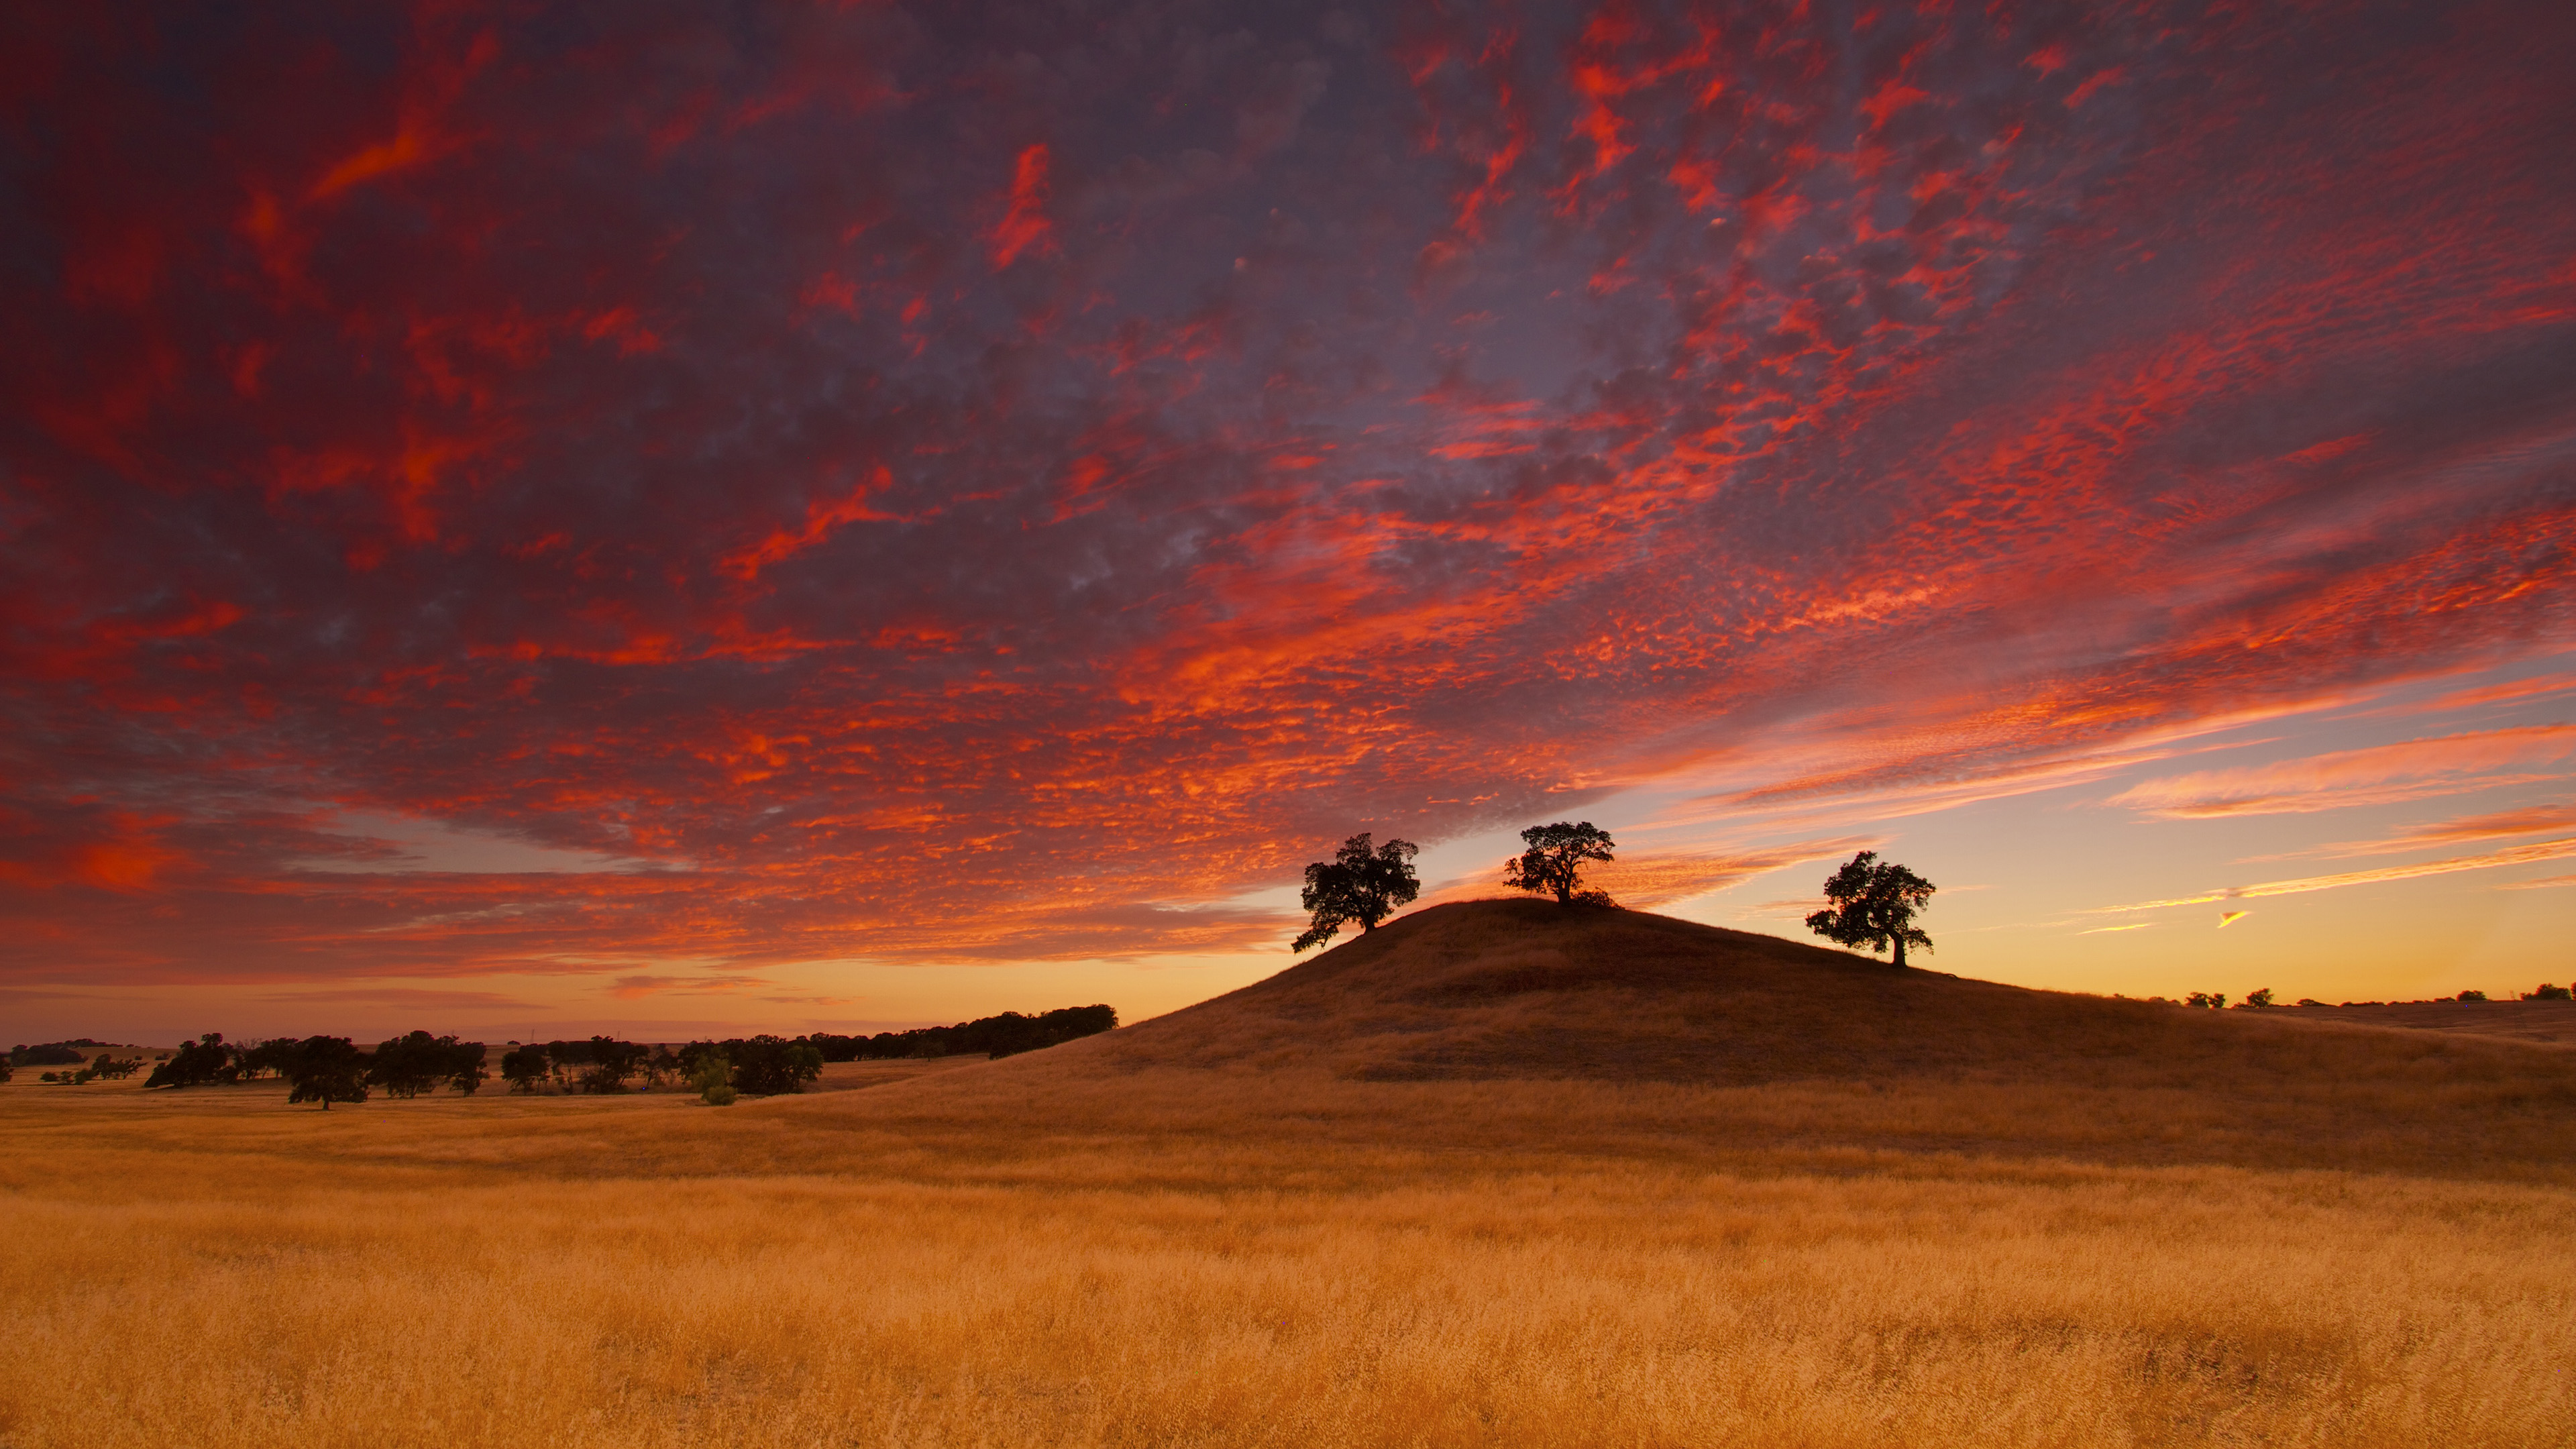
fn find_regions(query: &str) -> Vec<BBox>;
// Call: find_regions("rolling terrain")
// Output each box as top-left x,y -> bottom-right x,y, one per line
2,903 -> 2572,1448
858,901 -> 2576,1177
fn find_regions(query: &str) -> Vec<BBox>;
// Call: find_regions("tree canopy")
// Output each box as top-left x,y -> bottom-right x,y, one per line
280,1036 -> 371,1109
1293,833 -> 1421,953
144,1032 -> 236,1089
368,1032 -> 488,1097
1503,822 -> 1617,905
1804,851 -> 1935,969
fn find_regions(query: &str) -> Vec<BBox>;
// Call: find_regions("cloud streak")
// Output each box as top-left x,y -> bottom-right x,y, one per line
2092,837 -> 2576,914
2106,728 -> 2576,819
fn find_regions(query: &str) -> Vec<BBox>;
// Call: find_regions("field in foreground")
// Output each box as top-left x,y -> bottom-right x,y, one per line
5,904 -> 2575,1448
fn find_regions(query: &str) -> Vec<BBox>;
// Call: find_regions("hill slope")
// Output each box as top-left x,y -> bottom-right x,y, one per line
1063,900 -> 2515,1090
826,900 -> 2576,1176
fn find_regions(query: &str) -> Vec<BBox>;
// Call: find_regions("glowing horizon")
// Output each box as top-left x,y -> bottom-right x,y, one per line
5,0 -> 2573,1043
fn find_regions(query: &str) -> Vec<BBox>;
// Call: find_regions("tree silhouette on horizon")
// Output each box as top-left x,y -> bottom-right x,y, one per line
1503,821 -> 1615,905
1805,851 -> 1935,969
1294,833 -> 1421,952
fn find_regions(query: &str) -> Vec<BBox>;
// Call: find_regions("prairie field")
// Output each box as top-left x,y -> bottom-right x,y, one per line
6,904 -> 2575,1448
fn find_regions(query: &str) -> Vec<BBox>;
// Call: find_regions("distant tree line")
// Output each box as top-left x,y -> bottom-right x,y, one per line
9,1040 -> 108,1067
803,1005 -> 1120,1062
110,1006 -> 1119,1109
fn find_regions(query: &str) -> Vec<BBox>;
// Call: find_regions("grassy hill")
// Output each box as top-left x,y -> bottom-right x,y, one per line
865,900 -> 2576,1176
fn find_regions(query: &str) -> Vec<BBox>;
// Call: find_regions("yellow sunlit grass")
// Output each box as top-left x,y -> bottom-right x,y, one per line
5,903 -> 2573,1446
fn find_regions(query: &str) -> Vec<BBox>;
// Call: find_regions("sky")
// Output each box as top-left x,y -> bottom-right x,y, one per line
3,0 -> 2573,1045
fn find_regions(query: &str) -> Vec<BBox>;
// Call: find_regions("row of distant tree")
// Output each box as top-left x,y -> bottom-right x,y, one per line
57,1004 -> 1121,1107
2181,984 -> 2573,1009
1295,822 -> 1941,967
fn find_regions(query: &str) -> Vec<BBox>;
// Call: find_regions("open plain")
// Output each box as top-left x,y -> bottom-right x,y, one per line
5,903 -> 2574,1448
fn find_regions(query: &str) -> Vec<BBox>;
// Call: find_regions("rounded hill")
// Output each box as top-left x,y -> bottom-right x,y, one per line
1046,900 -> 2570,1091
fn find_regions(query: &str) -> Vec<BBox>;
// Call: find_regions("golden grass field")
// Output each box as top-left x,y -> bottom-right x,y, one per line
5,902 -> 2574,1447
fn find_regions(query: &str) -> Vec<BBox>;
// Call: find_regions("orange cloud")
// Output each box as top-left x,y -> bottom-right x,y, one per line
2292,802 -> 2576,859
2092,837 -> 2576,914
2106,727 -> 2576,818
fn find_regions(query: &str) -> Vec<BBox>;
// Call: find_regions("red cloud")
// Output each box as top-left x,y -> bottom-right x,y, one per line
989,144 -> 1057,270
2,0 -> 2573,1006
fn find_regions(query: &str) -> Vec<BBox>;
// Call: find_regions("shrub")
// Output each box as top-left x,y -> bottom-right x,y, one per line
2241,987 -> 2276,1009
2456,990 -> 2488,1003
2524,983 -> 2572,1001
689,1054 -> 735,1106
2186,992 -> 2227,1010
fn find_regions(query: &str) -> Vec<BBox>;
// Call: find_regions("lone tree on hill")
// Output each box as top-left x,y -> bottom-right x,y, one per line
1504,822 -> 1616,905
1805,851 -> 1935,969
1293,833 -> 1421,952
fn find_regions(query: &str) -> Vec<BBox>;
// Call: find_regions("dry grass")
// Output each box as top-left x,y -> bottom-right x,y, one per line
5,904 -> 2574,1447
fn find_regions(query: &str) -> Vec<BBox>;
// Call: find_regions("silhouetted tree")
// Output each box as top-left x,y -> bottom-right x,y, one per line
2526,983 -> 2572,1001
447,1041 -> 488,1094
727,1035 -> 824,1095
281,1037 -> 371,1110
11,1042 -> 88,1067
2187,991 -> 2228,1009
500,1045 -> 550,1093
1293,833 -> 1421,952
83,1055 -> 142,1081
145,1033 -> 235,1089
2241,987 -> 2276,1009
1503,822 -> 1615,906
238,1038 -> 299,1080
0,1059 -> 11,1084
644,1044 -> 682,1089
370,1032 -> 443,1097
578,1037 -> 650,1093
1804,851 -> 1935,969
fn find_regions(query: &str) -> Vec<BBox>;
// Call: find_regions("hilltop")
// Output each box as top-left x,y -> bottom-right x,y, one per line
855,900 -> 2576,1175
1048,900 -> 2549,1088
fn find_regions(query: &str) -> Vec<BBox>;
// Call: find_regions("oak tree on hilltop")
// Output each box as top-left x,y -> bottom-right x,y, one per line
1805,851 -> 1935,969
1503,822 -> 1615,905
1293,833 -> 1421,953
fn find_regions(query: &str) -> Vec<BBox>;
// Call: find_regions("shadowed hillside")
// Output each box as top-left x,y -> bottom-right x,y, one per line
847,901 -> 2576,1177
1071,900 -> 2556,1091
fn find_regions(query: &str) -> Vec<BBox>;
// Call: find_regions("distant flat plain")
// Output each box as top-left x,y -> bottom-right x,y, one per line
5,905 -> 2572,1448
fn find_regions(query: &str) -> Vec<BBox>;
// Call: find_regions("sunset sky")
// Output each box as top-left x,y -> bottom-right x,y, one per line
5,0 -> 2573,1044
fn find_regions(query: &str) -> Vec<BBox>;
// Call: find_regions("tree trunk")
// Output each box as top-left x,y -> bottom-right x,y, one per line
1891,934 -> 1906,970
